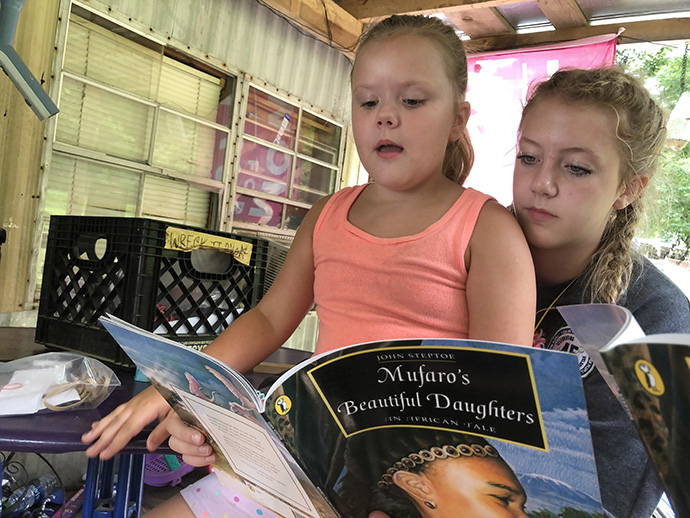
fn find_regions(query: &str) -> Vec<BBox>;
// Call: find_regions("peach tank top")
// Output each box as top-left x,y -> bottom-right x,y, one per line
312,184 -> 493,354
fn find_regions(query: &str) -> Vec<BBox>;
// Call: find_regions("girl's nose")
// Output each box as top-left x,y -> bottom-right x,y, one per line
531,166 -> 557,196
376,103 -> 399,128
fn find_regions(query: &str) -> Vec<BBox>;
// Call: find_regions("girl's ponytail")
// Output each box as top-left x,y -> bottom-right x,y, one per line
443,128 -> 474,185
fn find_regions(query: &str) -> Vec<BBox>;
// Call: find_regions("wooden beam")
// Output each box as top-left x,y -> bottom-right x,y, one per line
0,0 -> 60,313
335,0 -> 528,21
262,0 -> 363,56
536,0 -> 587,28
467,17 -> 690,52
445,7 -> 513,38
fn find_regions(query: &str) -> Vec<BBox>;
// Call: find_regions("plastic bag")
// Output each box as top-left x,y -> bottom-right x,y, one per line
0,352 -> 120,415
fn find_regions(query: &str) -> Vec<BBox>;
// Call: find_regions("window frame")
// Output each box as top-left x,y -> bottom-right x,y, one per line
229,81 -> 346,236
52,15 -> 238,206
29,4 -> 347,304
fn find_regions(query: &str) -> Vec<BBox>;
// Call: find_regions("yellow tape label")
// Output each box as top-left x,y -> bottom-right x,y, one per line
165,227 -> 253,266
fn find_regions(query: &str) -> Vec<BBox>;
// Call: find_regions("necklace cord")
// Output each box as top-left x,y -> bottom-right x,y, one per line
534,277 -> 579,332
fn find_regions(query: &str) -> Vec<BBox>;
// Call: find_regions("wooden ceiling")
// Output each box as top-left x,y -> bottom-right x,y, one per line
260,0 -> 690,58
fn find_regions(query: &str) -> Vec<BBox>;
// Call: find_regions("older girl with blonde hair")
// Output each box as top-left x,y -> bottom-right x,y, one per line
513,66 -> 690,518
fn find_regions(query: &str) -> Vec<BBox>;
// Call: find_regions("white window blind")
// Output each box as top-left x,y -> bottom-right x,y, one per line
37,13 -> 233,294
153,110 -> 221,178
64,18 -> 162,99
57,76 -> 154,162
141,175 -> 210,226
47,14 -> 231,227
159,57 -> 222,120
46,154 -> 140,217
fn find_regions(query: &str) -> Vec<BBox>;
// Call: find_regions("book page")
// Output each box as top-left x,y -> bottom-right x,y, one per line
557,304 -> 643,353
177,390 -> 320,517
557,304 -> 644,397
100,315 -> 263,408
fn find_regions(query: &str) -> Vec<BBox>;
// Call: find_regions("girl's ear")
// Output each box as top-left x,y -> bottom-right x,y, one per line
449,101 -> 471,142
392,470 -> 435,504
614,174 -> 650,210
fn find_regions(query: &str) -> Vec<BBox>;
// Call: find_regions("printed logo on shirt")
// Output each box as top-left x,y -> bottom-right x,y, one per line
547,327 -> 595,379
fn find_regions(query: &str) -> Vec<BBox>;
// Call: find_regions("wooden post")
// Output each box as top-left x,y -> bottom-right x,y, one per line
0,0 -> 59,314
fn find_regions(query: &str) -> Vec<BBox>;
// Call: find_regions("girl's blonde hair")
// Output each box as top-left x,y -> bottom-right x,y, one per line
354,15 -> 474,185
522,67 -> 667,303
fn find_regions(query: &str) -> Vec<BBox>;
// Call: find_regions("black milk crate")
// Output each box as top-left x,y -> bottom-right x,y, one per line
36,216 -> 269,368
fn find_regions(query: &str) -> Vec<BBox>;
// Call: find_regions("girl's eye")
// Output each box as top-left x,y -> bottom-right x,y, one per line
361,100 -> 378,108
567,164 -> 592,175
490,494 -> 512,507
403,99 -> 423,107
516,153 -> 538,165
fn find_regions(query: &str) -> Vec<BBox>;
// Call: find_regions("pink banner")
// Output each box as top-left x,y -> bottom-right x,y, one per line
465,34 -> 618,204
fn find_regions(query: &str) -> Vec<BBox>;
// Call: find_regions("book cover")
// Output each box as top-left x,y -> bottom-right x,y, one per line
540,303 -> 690,518
100,315 -> 603,518
601,333 -> 690,518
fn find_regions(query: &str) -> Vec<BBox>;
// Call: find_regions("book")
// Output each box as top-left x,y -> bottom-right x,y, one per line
600,330 -> 690,518
99,315 -> 604,518
602,334 -> 690,518
542,303 -> 689,518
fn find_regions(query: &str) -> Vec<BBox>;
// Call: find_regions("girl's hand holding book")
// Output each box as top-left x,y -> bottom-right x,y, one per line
81,385 -> 171,459
166,411 -> 216,466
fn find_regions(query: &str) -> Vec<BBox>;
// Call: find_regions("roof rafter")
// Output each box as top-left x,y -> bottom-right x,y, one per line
536,0 -> 587,28
444,7 -> 513,38
467,17 -> 690,53
334,0 -> 529,21
261,0 -> 363,57
263,0 -> 690,57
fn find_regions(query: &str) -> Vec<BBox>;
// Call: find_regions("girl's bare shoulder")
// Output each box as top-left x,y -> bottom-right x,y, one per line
470,199 -> 529,253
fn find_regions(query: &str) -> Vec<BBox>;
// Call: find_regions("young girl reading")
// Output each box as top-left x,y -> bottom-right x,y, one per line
512,66 -> 690,518
81,14 -> 536,517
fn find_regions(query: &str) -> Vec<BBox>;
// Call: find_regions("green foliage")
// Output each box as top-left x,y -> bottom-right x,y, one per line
559,508 -> 599,518
654,147 -> 690,258
617,45 -> 686,110
616,44 -> 690,252
529,509 -> 559,518
528,508 -> 604,518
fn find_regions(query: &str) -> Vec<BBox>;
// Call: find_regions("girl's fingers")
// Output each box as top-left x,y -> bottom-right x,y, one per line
146,416 -> 173,452
167,435 -> 215,466
166,414 -> 215,466
81,407 -> 123,442
82,388 -> 169,459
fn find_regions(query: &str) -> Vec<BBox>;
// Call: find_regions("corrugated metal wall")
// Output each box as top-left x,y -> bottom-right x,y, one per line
79,0 -> 353,121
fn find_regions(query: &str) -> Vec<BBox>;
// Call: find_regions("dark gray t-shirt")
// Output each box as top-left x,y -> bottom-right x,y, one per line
535,256 -> 690,518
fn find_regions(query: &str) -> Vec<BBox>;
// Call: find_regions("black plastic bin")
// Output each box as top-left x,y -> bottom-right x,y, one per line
36,216 -> 269,368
